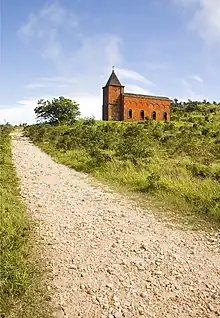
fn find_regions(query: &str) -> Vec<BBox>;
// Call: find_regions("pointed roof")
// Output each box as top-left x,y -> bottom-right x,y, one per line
105,69 -> 122,87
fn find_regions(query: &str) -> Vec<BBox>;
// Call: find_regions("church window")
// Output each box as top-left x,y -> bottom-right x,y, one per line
164,112 -> 168,121
152,111 -> 156,120
140,110 -> 145,120
128,109 -> 132,119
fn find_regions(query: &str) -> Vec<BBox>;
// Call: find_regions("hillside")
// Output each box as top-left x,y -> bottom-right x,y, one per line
26,100 -> 220,224
11,131 -> 220,317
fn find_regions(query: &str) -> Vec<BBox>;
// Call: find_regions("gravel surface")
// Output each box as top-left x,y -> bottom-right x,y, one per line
12,132 -> 220,318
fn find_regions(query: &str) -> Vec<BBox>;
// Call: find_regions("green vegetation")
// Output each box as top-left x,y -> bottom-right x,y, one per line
25,100 -> 220,225
0,126 -> 51,317
35,96 -> 81,124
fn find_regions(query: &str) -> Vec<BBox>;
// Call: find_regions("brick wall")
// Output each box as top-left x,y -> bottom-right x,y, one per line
103,85 -> 124,121
123,94 -> 171,121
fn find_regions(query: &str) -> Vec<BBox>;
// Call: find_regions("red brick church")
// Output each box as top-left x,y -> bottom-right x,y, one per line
102,69 -> 171,121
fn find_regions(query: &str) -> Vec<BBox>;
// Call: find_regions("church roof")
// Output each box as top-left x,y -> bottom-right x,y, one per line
105,70 -> 122,86
124,93 -> 171,101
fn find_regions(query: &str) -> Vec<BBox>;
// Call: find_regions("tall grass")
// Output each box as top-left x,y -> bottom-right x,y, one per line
0,126 -> 51,317
25,101 -> 220,225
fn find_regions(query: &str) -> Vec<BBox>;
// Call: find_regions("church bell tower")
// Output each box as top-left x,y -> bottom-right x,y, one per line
102,68 -> 124,121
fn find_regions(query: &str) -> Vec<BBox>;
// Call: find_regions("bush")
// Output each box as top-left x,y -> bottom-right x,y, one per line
25,100 -> 220,224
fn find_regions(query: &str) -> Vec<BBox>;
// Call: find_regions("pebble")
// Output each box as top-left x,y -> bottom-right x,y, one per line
80,284 -> 86,290
138,308 -> 145,315
106,283 -> 113,288
69,265 -> 78,270
113,311 -> 122,318
121,259 -> 127,266
140,243 -> 147,251
140,292 -> 148,298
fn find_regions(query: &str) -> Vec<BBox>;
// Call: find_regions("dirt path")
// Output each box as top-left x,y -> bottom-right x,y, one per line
12,132 -> 220,318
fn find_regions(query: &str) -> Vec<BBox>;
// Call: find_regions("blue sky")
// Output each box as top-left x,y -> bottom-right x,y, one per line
1,0 -> 220,124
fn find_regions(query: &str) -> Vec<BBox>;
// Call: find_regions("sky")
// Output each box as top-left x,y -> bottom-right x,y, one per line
1,0 -> 220,124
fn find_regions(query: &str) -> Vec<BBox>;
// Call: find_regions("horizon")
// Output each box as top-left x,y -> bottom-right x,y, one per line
1,0 -> 220,125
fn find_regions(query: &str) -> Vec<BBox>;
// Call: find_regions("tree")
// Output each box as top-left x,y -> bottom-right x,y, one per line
34,96 -> 81,124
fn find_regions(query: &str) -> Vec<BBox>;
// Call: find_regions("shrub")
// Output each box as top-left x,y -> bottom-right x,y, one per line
25,100 -> 220,224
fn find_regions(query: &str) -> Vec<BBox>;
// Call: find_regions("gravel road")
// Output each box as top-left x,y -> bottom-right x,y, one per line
12,133 -> 220,318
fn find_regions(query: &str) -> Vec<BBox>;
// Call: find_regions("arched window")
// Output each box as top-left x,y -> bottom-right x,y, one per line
152,111 -> 156,120
128,109 -> 132,119
164,112 -> 168,121
140,110 -> 145,120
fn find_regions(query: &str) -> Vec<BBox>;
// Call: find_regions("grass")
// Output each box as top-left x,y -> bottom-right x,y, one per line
32,140 -> 220,230
0,126 -> 52,317
24,100 -> 220,228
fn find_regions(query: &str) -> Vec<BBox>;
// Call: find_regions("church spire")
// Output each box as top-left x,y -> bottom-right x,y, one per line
105,67 -> 122,87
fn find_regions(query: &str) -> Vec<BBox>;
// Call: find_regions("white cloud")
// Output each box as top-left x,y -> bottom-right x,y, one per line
144,62 -> 169,70
6,1 -> 158,125
14,1 -> 124,124
175,0 -> 220,44
178,78 -> 204,100
25,77 -> 79,89
188,74 -> 203,83
25,83 -> 68,89
68,34 -> 123,75
38,77 -> 78,83
18,2 -> 79,69
18,2 -> 79,39
0,99 -> 37,125
105,38 -> 123,68
174,0 -> 199,7
125,84 -> 150,95
0,93 -> 102,125
116,68 -> 156,86
76,95 -> 102,119
18,1 -> 122,74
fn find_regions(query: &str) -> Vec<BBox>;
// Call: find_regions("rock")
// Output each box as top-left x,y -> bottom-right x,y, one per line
96,296 -> 102,303
155,271 -> 163,276
45,295 -> 52,301
208,304 -> 215,312
86,289 -> 92,295
138,308 -> 145,315
140,292 -> 148,298
91,295 -> 97,303
140,243 -> 147,251
69,264 -> 78,270
80,284 -> 86,290
113,311 -> 122,318
121,259 -> 127,266
107,268 -> 114,274
124,301 -> 130,307
106,283 -> 113,288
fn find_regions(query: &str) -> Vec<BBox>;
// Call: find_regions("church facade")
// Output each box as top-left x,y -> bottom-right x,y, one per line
102,69 -> 171,121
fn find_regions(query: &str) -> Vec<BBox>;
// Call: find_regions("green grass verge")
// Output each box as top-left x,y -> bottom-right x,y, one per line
34,140 -> 220,229
0,126 -> 52,317
24,109 -> 220,228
